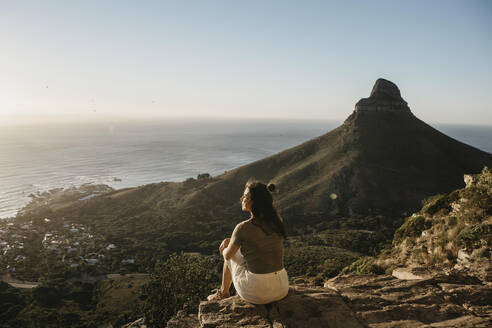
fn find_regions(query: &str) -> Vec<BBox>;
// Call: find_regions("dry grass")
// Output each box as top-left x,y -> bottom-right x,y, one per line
375,168 -> 491,273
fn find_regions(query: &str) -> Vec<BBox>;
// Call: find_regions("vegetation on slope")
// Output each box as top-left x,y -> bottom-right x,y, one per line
343,167 -> 492,275
141,253 -> 221,327
0,274 -> 149,328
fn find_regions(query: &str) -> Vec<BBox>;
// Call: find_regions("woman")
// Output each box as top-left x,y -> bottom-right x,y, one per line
207,181 -> 289,304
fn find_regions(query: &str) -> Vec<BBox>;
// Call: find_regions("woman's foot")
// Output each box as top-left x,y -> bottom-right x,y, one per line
207,289 -> 230,301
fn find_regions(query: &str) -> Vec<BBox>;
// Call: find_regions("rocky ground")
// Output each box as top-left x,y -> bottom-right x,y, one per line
161,266 -> 491,328
326,269 -> 491,328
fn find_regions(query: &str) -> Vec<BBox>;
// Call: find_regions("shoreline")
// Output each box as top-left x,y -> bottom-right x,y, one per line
1,183 -> 116,220
16,183 -> 115,218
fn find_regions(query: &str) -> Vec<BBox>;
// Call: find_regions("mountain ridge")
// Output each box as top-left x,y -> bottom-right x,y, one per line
18,79 -> 492,252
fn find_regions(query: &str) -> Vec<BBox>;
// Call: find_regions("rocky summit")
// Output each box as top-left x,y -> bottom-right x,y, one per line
355,78 -> 411,113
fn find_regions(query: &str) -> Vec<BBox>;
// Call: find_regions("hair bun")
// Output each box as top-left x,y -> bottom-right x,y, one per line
267,183 -> 276,192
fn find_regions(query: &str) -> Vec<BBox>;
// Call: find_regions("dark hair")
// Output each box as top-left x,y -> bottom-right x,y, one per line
246,181 -> 286,238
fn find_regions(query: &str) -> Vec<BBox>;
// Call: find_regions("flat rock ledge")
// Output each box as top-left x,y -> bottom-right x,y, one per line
166,271 -> 492,328
168,285 -> 364,328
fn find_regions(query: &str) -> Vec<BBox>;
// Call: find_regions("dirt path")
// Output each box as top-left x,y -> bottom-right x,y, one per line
2,272 -> 149,289
1,273 -> 39,289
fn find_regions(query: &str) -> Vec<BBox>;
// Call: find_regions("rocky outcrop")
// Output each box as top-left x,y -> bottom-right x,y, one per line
167,285 -> 365,328
167,270 -> 491,328
391,267 -> 433,280
198,286 -> 365,328
355,78 -> 411,113
325,272 -> 491,328
464,166 -> 492,190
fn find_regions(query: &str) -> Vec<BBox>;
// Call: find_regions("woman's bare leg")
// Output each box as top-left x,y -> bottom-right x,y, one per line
220,261 -> 232,297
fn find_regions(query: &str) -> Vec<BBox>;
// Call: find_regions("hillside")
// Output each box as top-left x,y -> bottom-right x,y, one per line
17,79 -> 492,256
160,168 -> 491,328
373,166 -> 491,279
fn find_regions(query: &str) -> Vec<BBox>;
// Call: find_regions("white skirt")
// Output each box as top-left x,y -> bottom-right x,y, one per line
226,248 -> 289,304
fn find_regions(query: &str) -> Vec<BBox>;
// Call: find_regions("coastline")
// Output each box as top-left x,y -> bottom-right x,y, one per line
15,184 -> 114,219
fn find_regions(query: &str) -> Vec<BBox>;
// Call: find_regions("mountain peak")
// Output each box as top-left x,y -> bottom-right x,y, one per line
370,78 -> 402,99
355,78 -> 411,113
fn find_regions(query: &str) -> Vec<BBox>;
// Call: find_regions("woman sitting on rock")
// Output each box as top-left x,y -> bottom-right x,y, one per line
207,181 -> 289,304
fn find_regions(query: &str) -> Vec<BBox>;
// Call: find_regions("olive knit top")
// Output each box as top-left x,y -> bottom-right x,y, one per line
230,218 -> 284,274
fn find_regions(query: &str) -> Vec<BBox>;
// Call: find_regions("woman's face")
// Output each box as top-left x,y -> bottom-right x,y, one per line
241,187 -> 252,212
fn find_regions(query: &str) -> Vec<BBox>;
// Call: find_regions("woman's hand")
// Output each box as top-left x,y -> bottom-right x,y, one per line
219,238 -> 230,255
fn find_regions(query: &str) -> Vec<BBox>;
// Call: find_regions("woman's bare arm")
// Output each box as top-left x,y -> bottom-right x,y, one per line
223,242 -> 239,261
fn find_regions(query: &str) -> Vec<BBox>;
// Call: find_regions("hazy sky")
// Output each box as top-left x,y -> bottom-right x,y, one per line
1,0 -> 491,125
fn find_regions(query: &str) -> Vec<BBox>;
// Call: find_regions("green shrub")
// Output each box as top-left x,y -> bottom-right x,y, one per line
320,258 -> 346,278
457,223 -> 492,250
59,312 -> 81,325
421,193 -> 458,216
141,253 -> 221,327
459,187 -> 492,224
32,285 -> 64,308
475,166 -> 492,195
284,245 -> 360,278
341,256 -> 384,275
393,215 -> 426,245
66,282 -> 95,310
0,304 -> 23,321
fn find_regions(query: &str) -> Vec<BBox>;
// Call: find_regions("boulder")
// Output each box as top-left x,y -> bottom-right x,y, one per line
391,267 -> 433,280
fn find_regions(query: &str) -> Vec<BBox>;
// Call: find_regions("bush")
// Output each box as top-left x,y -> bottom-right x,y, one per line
0,304 -> 23,321
59,312 -> 81,325
341,256 -> 384,275
67,282 -> 95,310
32,285 -> 64,308
421,192 -> 458,216
320,258 -> 346,278
141,253 -> 221,327
284,245 -> 360,278
457,223 -> 492,251
197,173 -> 211,180
393,216 -> 426,245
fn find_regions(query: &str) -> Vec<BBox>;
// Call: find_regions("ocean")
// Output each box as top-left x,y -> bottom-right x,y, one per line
0,119 -> 491,219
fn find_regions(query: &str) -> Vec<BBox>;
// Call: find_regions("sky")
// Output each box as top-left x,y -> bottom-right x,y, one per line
1,0 -> 491,125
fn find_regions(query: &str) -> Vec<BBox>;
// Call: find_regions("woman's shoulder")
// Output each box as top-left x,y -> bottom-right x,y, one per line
234,218 -> 254,231
236,218 -> 253,227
